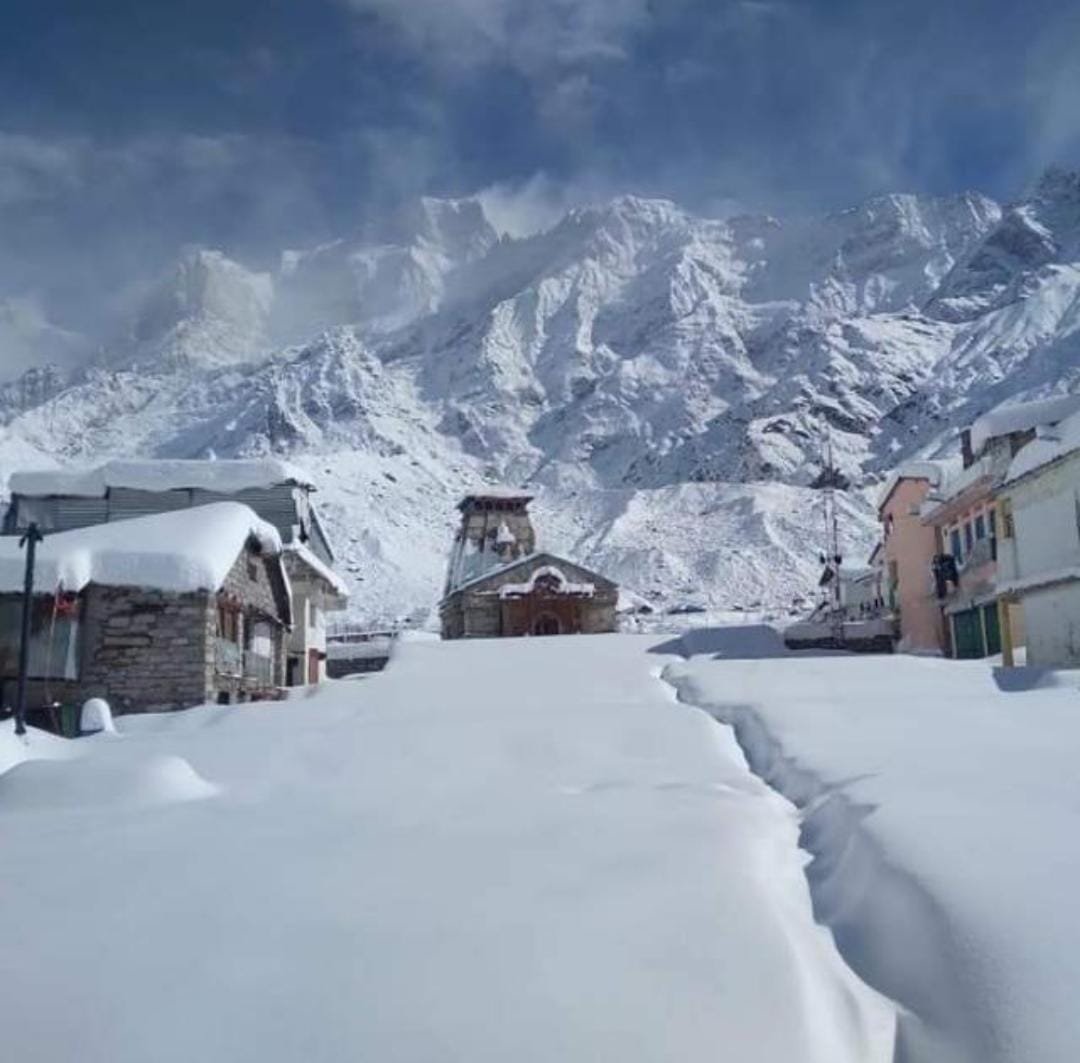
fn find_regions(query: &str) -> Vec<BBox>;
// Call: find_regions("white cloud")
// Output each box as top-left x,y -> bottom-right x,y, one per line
476,171 -> 614,236
342,0 -> 650,76
0,133 -> 82,208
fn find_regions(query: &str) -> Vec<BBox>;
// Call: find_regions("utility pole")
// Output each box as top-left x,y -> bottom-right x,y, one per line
819,429 -> 844,645
14,523 -> 43,737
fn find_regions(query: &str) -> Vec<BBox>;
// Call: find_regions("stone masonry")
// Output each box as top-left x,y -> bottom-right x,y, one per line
0,542 -> 291,716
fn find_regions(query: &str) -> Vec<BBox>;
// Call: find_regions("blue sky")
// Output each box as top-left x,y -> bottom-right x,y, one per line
2,0 -> 1079,324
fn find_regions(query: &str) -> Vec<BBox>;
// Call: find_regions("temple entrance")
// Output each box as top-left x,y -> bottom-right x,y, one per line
534,614 -> 561,636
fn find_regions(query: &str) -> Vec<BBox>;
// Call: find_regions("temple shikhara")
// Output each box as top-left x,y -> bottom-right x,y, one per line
439,491 -> 618,639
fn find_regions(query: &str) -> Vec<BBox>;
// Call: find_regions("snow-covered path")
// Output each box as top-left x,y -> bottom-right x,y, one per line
0,634 -> 894,1063
665,627 -> 1080,1063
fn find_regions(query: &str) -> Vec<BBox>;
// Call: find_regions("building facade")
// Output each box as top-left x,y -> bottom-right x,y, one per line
2,459 -> 346,686
440,492 -> 618,639
878,467 -> 948,654
0,504 -> 292,721
441,552 -> 618,639
995,412 -> 1080,667
920,397 -> 1080,659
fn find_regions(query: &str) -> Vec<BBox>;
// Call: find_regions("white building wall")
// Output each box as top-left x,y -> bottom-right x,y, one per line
285,584 -> 333,682
1023,586 -> 1080,667
1005,451 -> 1080,667
1010,457 -> 1080,578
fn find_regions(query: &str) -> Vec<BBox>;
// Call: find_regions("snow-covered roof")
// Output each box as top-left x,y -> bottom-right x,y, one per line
876,460 -> 947,511
457,487 -> 534,508
1005,406 -> 1080,484
0,502 -> 282,595
444,551 -> 614,600
284,541 -> 350,599
969,394 -> 1080,457
923,453 -> 994,513
8,458 -> 316,499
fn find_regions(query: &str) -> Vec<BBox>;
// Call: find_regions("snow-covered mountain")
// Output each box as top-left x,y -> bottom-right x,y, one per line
3,170 -> 1080,623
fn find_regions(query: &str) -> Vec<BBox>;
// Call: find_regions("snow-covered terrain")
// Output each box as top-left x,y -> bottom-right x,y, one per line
0,635 -> 896,1063
666,629 -> 1080,1063
3,168 -> 1080,621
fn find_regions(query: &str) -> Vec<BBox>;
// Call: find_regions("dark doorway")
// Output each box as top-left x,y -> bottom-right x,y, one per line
534,614 -> 561,636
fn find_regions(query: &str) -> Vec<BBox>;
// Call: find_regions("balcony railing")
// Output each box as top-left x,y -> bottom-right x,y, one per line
214,638 -> 242,677
963,537 -> 996,571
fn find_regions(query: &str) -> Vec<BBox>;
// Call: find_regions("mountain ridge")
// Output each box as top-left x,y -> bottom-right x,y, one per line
2,169 -> 1079,622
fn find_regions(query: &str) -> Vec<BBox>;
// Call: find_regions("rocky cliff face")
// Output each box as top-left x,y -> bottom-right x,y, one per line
3,171 -> 1079,622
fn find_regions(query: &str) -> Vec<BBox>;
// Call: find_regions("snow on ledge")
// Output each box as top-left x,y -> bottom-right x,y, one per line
8,457 -> 316,499
970,394 -> 1080,458
284,541 -> 350,599
0,502 -> 282,595
1006,405 -> 1080,484
497,565 -> 595,599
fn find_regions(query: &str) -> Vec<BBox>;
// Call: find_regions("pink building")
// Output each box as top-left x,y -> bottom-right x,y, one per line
878,464 -> 947,654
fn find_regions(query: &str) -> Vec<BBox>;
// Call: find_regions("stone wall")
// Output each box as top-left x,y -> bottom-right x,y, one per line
79,585 -> 214,712
210,549 -> 289,701
0,544 -> 291,718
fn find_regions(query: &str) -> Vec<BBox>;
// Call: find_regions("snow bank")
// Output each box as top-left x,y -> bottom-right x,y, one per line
0,502 -> 282,594
666,641 -> 1080,1063
8,457 -> 314,498
0,752 -> 218,812
0,718 -> 74,776
0,636 -> 895,1062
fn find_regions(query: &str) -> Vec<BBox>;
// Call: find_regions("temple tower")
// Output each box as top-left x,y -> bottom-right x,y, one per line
443,491 -> 536,594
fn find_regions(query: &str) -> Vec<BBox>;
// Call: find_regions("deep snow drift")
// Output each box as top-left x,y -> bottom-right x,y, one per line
0,635 -> 894,1063
666,633 -> 1080,1063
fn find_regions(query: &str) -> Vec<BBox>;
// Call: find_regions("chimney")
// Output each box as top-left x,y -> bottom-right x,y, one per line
960,428 -> 974,469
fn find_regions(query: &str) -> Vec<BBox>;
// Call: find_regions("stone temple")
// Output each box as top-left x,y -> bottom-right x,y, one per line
439,491 -> 618,639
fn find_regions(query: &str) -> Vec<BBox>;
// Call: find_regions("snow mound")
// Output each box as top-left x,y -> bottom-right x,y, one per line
0,752 -> 218,813
0,719 -> 74,776
80,697 -> 116,734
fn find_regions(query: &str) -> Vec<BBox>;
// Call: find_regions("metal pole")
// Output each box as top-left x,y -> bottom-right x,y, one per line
14,523 -> 43,737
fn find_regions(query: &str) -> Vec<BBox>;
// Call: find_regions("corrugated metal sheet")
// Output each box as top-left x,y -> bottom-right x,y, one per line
5,483 -> 339,564
107,487 -> 192,522
9,496 -> 110,533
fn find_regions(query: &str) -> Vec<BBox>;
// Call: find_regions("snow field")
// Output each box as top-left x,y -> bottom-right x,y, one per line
0,635 -> 894,1063
665,634 -> 1080,1063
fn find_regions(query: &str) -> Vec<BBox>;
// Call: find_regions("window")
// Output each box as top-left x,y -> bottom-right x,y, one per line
950,528 -> 963,563
964,522 -> 974,552
0,598 -> 81,680
1000,498 -> 1015,539
217,604 -> 240,643
974,514 -> 986,541
988,509 -> 997,538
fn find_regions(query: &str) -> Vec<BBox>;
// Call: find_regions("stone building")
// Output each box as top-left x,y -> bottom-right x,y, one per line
2,458 -> 347,687
440,492 -> 618,639
0,503 -> 293,720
